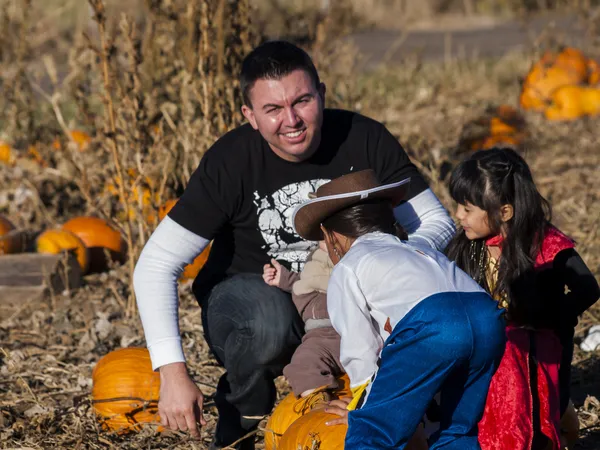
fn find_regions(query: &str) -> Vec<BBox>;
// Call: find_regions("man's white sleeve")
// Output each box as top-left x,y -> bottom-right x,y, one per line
327,263 -> 383,389
132,216 -> 210,370
394,188 -> 456,251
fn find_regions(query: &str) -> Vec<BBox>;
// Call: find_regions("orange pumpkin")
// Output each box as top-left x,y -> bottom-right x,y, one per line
157,198 -> 212,281
471,134 -> 521,152
53,129 -> 92,152
279,407 -> 429,450
92,348 -> 161,434
181,244 -> 212,280
0,142 -> 12,164
36,229 -> 89,274
158,198 -> 179,222
0,215 -> 21,255
264,374 -> 353,450
553,47 -> 589,78
62,216 -> 126,273
27,145 -> 48,168
520,47 -> 590,111
279,409 -> 346,450
458,105 -> 527,152
545,85 -> 600,121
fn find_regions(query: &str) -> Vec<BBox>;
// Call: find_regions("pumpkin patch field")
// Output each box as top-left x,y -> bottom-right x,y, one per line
1,1 -> 600,449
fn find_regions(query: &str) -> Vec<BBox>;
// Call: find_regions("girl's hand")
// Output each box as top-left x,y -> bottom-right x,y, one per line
262,259 -> 282,287
324,398 -> 351,426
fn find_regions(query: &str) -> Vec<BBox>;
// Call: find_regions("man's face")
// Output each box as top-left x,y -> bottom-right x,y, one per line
241,69 -> 326,163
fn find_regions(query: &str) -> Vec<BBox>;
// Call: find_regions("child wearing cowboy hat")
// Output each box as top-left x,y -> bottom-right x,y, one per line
292,169 -> 506,450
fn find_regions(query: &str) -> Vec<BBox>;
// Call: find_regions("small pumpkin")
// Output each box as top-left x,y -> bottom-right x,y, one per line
27,145 -> 48,168
52,129 -> 92,152
157,198 -> 212,281
62,216 -> 126,273
545,85 -> 600,121
181,244 -> 212,280
264,374 -> 352,450
0,215 -> 21,255
520,47 -> 590,111
158,198 -> 179,222
92,347 -> 161,434
458,105 -> 527,152
36,229 -> 89,274
0,142 -> 13,165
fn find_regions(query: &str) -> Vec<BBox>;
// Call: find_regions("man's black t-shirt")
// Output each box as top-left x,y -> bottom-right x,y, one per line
169,109 -> 428,294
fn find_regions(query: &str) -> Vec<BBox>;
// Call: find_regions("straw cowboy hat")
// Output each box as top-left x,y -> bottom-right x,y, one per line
293,169 -> 411,241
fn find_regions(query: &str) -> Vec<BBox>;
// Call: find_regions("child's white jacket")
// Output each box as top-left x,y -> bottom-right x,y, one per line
327,231 -> 486,390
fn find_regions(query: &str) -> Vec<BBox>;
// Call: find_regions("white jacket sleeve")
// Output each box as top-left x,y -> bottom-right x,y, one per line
327,262 -> 383,389
132,216 -> 210,370
394,188 -> 455,252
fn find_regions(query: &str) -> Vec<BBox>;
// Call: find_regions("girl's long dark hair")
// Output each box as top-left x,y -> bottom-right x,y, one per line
322,199 -> 407,241
445,147 -> 551,325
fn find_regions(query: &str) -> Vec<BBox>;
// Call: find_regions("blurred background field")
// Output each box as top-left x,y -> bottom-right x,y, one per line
1,0 -> 600,448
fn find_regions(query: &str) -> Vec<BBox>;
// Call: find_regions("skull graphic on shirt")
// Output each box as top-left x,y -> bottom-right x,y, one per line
254,179 -> 329,271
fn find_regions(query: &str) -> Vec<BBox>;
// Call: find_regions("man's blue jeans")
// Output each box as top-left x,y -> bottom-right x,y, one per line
196,273 -> 304,449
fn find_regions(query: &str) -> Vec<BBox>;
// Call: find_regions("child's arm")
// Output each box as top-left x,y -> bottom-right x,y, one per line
262,259 -> 299,293
554,248 -> 600,326
327,262 -> 383,391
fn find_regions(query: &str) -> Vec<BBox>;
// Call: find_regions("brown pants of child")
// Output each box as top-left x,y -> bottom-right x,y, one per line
283,326 -> 343,397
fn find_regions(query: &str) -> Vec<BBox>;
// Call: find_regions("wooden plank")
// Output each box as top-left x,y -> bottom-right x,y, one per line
0,252 -> 82,298
0,286 -> 46,315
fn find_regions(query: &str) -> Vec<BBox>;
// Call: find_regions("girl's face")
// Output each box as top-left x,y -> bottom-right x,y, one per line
455,202 -> 493,240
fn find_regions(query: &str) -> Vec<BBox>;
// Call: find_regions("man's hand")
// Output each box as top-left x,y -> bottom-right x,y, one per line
262,259 -> 282,287
158,362 -> 206,437
324,398 -> 351,426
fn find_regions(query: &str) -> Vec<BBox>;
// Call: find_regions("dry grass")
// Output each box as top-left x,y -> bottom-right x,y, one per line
1,0 -> 600,448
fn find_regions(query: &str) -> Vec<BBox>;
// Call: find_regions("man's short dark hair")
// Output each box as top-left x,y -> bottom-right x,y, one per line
240,40 -> 320,107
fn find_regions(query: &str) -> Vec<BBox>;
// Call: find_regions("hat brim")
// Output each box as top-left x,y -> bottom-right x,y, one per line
293,178 -> 411,241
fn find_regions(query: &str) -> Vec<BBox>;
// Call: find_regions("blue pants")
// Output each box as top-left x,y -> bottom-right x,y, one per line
196,274 -> 304,449
345,291 -> 506,450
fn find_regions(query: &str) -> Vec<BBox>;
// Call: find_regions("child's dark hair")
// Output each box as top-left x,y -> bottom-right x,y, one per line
322,199 -> 408,241
445,147 -> 552,324
240,40 -> 320,107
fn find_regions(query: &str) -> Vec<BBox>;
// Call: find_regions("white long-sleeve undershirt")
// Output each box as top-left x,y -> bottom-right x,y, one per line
133,188 -> 455,370
133,216 -> 209,370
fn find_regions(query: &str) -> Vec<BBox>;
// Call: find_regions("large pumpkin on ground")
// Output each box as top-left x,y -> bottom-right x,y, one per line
0,215 -> 20,255
158,198 -> 212,281
62,216 -> 126,273
92,347 -> 161,433
36,229 -> 89,273
264,374 -> 352,450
